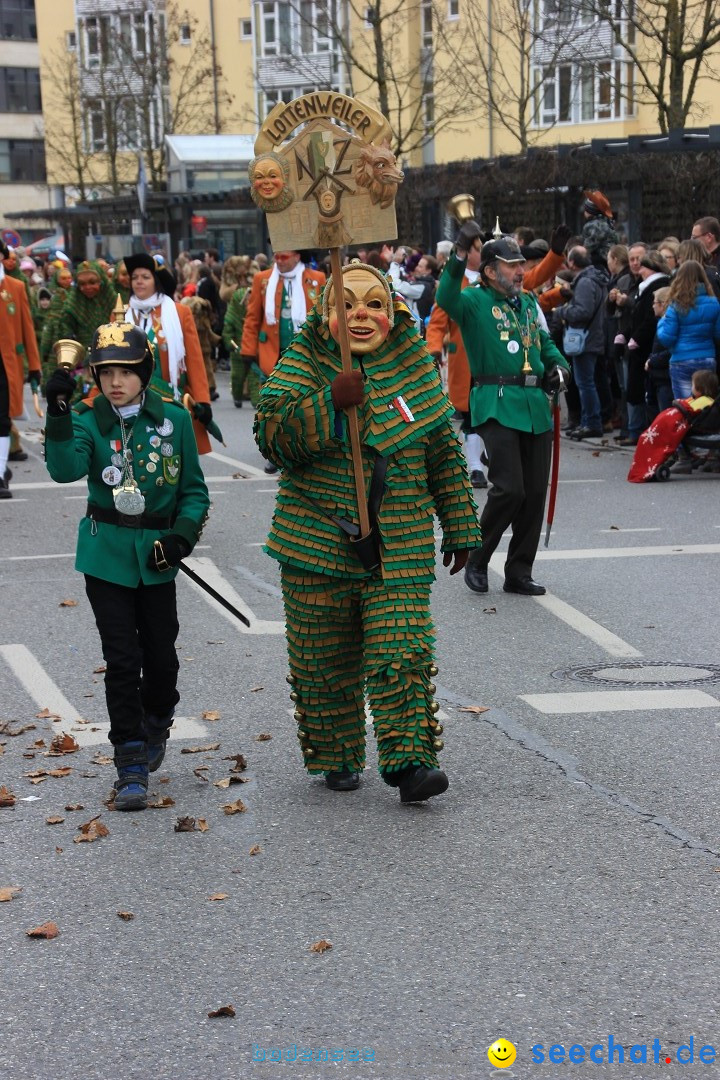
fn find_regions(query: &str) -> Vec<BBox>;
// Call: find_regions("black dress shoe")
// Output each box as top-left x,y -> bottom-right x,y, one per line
398,766 -> 449,803
570,426 -> 604,440
470,469 -> 488,489
210,390 -> 220,401
8,449 -> 28,461
503,576 -> 546,596
464,562 -> 488,593
264,462 -> 279,475
325,769 -> 360,791
233,399 -> 243,408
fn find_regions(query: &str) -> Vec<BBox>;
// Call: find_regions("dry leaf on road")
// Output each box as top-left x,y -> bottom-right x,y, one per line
64,804 -> 85,812
224,754 -> 248,772
207,893 -> 228,901
255,733 -> 272,742
93,665 -> 107,673
250,686 -> 264,693
59,599 -> 78,607
180,743 -> 220,755
249,845 -> 261,856
47,733 -> 80,756
458,706 -> 490,714
147,795 -> 175,809
0,885 -> 22,902
193,767 -> 210,782
0,785 -> 16,808
117,911 -> 134,921
202,710 -> 221,721
208,1005 -> 235,1018
36,709 -> 59,720
174,817 -> 210,833
73,816 -> 109,843
482,607 -> 497,614
197,818 -> 209,832
26,921 -> 60,939
223,799 -> 248,815
309,939 -> 333,953
46,816 -> 65,825
0,721 -> 36,735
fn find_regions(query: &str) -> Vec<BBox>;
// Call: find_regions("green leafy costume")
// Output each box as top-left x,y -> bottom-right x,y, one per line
57,261 -> 116,352
40,271 -> 71,376
222,286 -> 261,406
254,294 -> 481,782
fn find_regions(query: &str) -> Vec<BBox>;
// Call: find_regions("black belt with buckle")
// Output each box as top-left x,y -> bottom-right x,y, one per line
86,504 -> 172,530
474,374 -> 540,388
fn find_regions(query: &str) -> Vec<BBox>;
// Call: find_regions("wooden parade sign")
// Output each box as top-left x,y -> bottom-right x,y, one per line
249,91 -> 405,549
250,91 -> 403,251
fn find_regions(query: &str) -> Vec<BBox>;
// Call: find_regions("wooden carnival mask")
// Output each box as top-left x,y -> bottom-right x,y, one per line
322,263 -> 394,354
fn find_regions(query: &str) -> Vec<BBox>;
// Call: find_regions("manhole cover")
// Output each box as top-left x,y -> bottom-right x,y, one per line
551,661 -> 720,688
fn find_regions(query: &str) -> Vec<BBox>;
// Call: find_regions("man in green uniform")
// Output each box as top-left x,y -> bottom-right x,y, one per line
44,323 -> 210,810
436,226 -> 569,596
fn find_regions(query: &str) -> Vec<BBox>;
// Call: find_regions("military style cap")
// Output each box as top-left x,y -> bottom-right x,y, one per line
480,236 -> 525,266
90,322 -> 150,367
125,252 -> 177,298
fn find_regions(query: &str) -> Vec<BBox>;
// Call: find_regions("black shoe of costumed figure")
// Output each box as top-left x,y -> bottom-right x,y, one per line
264,461 -> 279,475
113,741 -> 149,811
470,469 -> 488,489
503,576 -> 546,596
464,561 -> 488,593
397,766 -> 449,803
325,769 -> 361,791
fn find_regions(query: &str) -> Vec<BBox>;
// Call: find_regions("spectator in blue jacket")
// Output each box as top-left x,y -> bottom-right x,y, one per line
656,261 -> 720,398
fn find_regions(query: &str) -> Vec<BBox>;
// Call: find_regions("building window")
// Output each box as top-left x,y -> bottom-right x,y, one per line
299,0 -> 331,52
364,5 -> 375,28
134,12 -> 147,55
421,0 -> 433,45
180,23 -> 191,44
447,0 -> 459,18
0,0 -> 36,40
66,30 -> 77,50
240,18 -> 252,38
535,60 -> 633,125
0,67 -> 42,112
264,87 -> 295,118
0,137 -> 46,181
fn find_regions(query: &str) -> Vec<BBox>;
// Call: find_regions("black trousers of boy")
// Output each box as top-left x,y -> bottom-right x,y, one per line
85,575 -> 180,746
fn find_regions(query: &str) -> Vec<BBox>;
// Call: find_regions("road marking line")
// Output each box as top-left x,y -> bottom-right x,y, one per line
182,556 -> 284,635
520,689 -> 719,714
599,527 -> 662,533
67,716 -> 208,748
0,498 -> 28,502
535,544 -> 720,560
558,478 -> 606,483
12,480 -> 85,491
487,557 -> 642,658
206,451 -> 267,477
0,553 -> 75,561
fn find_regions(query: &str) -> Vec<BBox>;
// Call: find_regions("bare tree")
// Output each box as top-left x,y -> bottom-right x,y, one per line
588,0 -> 720,132
40,47 -> 99,202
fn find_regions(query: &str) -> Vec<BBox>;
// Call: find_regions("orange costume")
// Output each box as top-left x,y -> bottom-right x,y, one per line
426,272 -> 473,412
0,273 -> 40,417
240,265 -> 325,376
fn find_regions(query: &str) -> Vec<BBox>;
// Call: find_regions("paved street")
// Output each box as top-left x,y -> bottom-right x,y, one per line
2,372 -> 719,1079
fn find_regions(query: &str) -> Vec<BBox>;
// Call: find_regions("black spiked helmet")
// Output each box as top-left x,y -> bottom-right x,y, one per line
480,236 -> 525,269
89,322 -> 154,390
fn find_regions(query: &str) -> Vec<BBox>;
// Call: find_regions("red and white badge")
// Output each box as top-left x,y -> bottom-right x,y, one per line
392,395 -> 415,423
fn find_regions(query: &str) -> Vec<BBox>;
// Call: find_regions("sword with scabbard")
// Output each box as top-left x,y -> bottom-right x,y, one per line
157,548 -> 251,626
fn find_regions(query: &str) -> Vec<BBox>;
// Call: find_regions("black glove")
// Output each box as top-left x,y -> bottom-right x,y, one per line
147,534 -> 190,572
28,370 -> 42,395
240,354 -> 257,367
193,401 -> 213,426
456,220 -> 483,254
45,368 -> 77,416
550,224 -> 572,256
542,365 -> 571,394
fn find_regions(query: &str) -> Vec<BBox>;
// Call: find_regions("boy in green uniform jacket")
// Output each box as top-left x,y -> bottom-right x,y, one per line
44,322 -> 210,810
435,227 -> 569,596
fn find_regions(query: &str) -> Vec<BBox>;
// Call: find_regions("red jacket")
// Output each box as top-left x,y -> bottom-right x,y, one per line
0,275 -> 40,417
240,266 -> 325,376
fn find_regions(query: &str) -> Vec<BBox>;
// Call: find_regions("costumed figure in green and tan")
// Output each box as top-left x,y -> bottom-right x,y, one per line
57,260 -> 116,351
40,265 -> 74,379
254,263 -> 482,803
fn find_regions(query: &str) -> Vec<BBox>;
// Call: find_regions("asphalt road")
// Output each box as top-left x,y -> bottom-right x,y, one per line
1,373 -> 718,1080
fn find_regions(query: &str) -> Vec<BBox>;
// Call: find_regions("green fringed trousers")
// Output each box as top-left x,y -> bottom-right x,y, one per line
230,356 -> 261,406
281,567 -> 442,783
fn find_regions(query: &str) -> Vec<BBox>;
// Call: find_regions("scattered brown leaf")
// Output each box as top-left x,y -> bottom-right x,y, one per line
222,799 -> 248,815
197,818 -> 209,832
193,767 -> 210,782
180,743 -> 220,754
93,665 -> 107,674
174,816 -> 198,832
59,599 -> 78,607
207,893 -> 228,901
591,450 -> 601,457
224,754 -> 247,772
35,709 -> 59,720
73,816 -> 109,843
255,733 -> 272,742
26,921 -> 60,939
309,939 -> 333,953
46,732 -> 80,756
250,686 -> 264,693
91,753 -> 113,765
0,885 -> 22,902
609,525 -> 620,530
202,710 -> 221,721
46,816 -> 65,825
458,705 -> 490,714
117,911 -> 134,921
249,844 -> 261,856
55,847 -> 63,854
33,738 -> 45,746
29,776 -> 46,786
64,804 -> 84,812
0,785 -> 16,808
214,777 -> 231,789
482,606 -> 497,614
0,721 -> 36,736
147,795 -> 175,809
208,1005 -> 235,1018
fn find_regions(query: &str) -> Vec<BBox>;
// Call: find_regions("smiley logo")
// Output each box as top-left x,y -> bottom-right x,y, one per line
487,1038 -> 517,1068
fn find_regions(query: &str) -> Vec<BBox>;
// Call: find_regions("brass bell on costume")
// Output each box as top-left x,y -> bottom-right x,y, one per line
433,738 -> 444,751
293,708 -> 306,722
297,729 -> 309,740
446,193 -> 476,224
428,663 -> 438,676
53,338 -> 86,371
430,701 -> 440,715
286,673 -> 296,685
289,690 -> 299,701
304,747 -> 315,758
428,682 -> 436,694
433,723 -> 444,736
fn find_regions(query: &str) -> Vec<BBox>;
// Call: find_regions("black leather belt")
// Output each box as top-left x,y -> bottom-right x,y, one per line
86,504 -> 172,530
474,374 -> 540,388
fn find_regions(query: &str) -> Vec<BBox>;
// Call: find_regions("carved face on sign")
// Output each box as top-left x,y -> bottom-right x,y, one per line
323,265 -> 394,354
248,153 -> 294,213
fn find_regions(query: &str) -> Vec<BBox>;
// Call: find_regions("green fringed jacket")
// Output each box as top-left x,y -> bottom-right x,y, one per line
254,299 -> 482,582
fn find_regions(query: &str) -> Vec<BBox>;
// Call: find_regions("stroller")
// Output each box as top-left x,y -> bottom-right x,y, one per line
627,396 -> 720,482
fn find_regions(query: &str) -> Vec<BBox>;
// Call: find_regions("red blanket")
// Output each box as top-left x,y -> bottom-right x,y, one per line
627,406 -> 690,483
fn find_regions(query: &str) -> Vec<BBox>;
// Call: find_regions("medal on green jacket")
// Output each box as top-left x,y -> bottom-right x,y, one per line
112,415 -> 145,516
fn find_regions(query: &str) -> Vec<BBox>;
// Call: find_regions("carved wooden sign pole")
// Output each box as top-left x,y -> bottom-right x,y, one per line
249,91 -> 404,541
